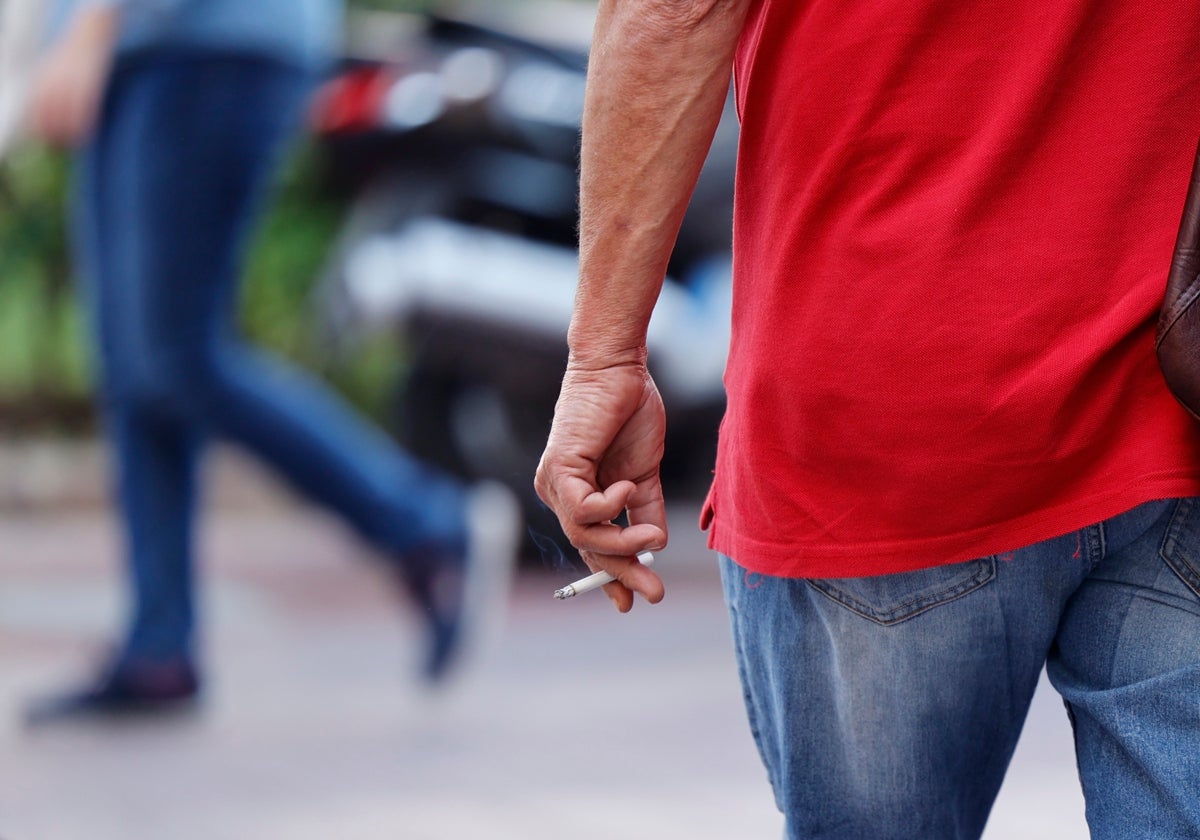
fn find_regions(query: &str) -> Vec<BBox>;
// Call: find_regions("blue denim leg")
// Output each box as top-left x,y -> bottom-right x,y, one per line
76,53 -> 467,665
719,500 -> 1188,840
720,499 -> 1200,840
1048,498 -> 1200,839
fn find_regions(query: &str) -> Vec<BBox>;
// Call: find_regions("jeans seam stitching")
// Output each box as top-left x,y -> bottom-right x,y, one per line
1089,521 -> 1106,569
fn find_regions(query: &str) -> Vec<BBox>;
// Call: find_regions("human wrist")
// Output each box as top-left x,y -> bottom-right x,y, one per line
566,287 -> 654,371
565,335 -> 648,373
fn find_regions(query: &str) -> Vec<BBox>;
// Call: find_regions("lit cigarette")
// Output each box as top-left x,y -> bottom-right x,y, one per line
553,551 -> 655,600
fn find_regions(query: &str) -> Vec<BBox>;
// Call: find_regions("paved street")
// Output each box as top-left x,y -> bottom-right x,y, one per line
0,450 -> 1088,839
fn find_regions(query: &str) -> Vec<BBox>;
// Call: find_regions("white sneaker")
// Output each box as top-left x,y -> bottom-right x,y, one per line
419,480 -> 520,683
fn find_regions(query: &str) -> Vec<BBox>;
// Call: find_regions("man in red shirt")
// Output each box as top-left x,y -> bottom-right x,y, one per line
537,0 -> 1200,836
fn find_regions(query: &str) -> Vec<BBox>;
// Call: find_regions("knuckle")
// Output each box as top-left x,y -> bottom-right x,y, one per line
532,472 -> 550,503
561,522 -> 588,548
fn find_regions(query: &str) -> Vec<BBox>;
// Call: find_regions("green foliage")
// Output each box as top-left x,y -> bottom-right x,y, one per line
241,145 -> 341,361
0,147 -> 92,428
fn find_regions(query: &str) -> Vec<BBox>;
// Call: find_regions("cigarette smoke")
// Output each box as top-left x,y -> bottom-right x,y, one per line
526,526 -> 579,574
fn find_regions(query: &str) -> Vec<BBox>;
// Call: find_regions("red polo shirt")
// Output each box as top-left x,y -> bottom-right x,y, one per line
703,0 -> 1200,577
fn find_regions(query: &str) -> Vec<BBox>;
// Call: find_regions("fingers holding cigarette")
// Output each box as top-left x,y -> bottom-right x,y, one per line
544,482 -> 665,610
555,550 -> 662,611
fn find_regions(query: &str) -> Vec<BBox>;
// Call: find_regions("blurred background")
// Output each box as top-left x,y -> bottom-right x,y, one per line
1,0 -> 1087,837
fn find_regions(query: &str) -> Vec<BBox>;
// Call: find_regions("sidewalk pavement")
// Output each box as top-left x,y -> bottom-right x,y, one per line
0,443 -> 1088,840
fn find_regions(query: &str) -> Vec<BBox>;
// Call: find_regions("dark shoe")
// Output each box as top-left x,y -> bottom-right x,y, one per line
404,481 -> 519,683
23,657 -> 200,727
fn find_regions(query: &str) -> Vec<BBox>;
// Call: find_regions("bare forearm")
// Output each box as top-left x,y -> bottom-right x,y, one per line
569,0 -> 749,367
538,1 -> 747,606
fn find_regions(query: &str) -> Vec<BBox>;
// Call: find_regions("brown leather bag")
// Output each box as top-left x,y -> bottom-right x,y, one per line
1157,139 -> 1200,419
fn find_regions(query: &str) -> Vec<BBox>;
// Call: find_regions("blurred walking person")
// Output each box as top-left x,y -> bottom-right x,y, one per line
24,0 -> 518,723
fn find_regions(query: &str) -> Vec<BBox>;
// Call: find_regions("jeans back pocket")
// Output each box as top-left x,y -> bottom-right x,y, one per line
806,557 -> 997,626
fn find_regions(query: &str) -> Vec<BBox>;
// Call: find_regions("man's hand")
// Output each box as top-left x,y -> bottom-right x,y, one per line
535,359 -> 668,612
28,4 -> 120,146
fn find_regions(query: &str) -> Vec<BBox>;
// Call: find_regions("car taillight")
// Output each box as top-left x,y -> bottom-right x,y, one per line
310,66 -> 396,135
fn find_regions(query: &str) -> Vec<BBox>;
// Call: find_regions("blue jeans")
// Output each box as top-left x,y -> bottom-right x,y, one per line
720,498 -> 1200,839
75,52 -> 467,666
